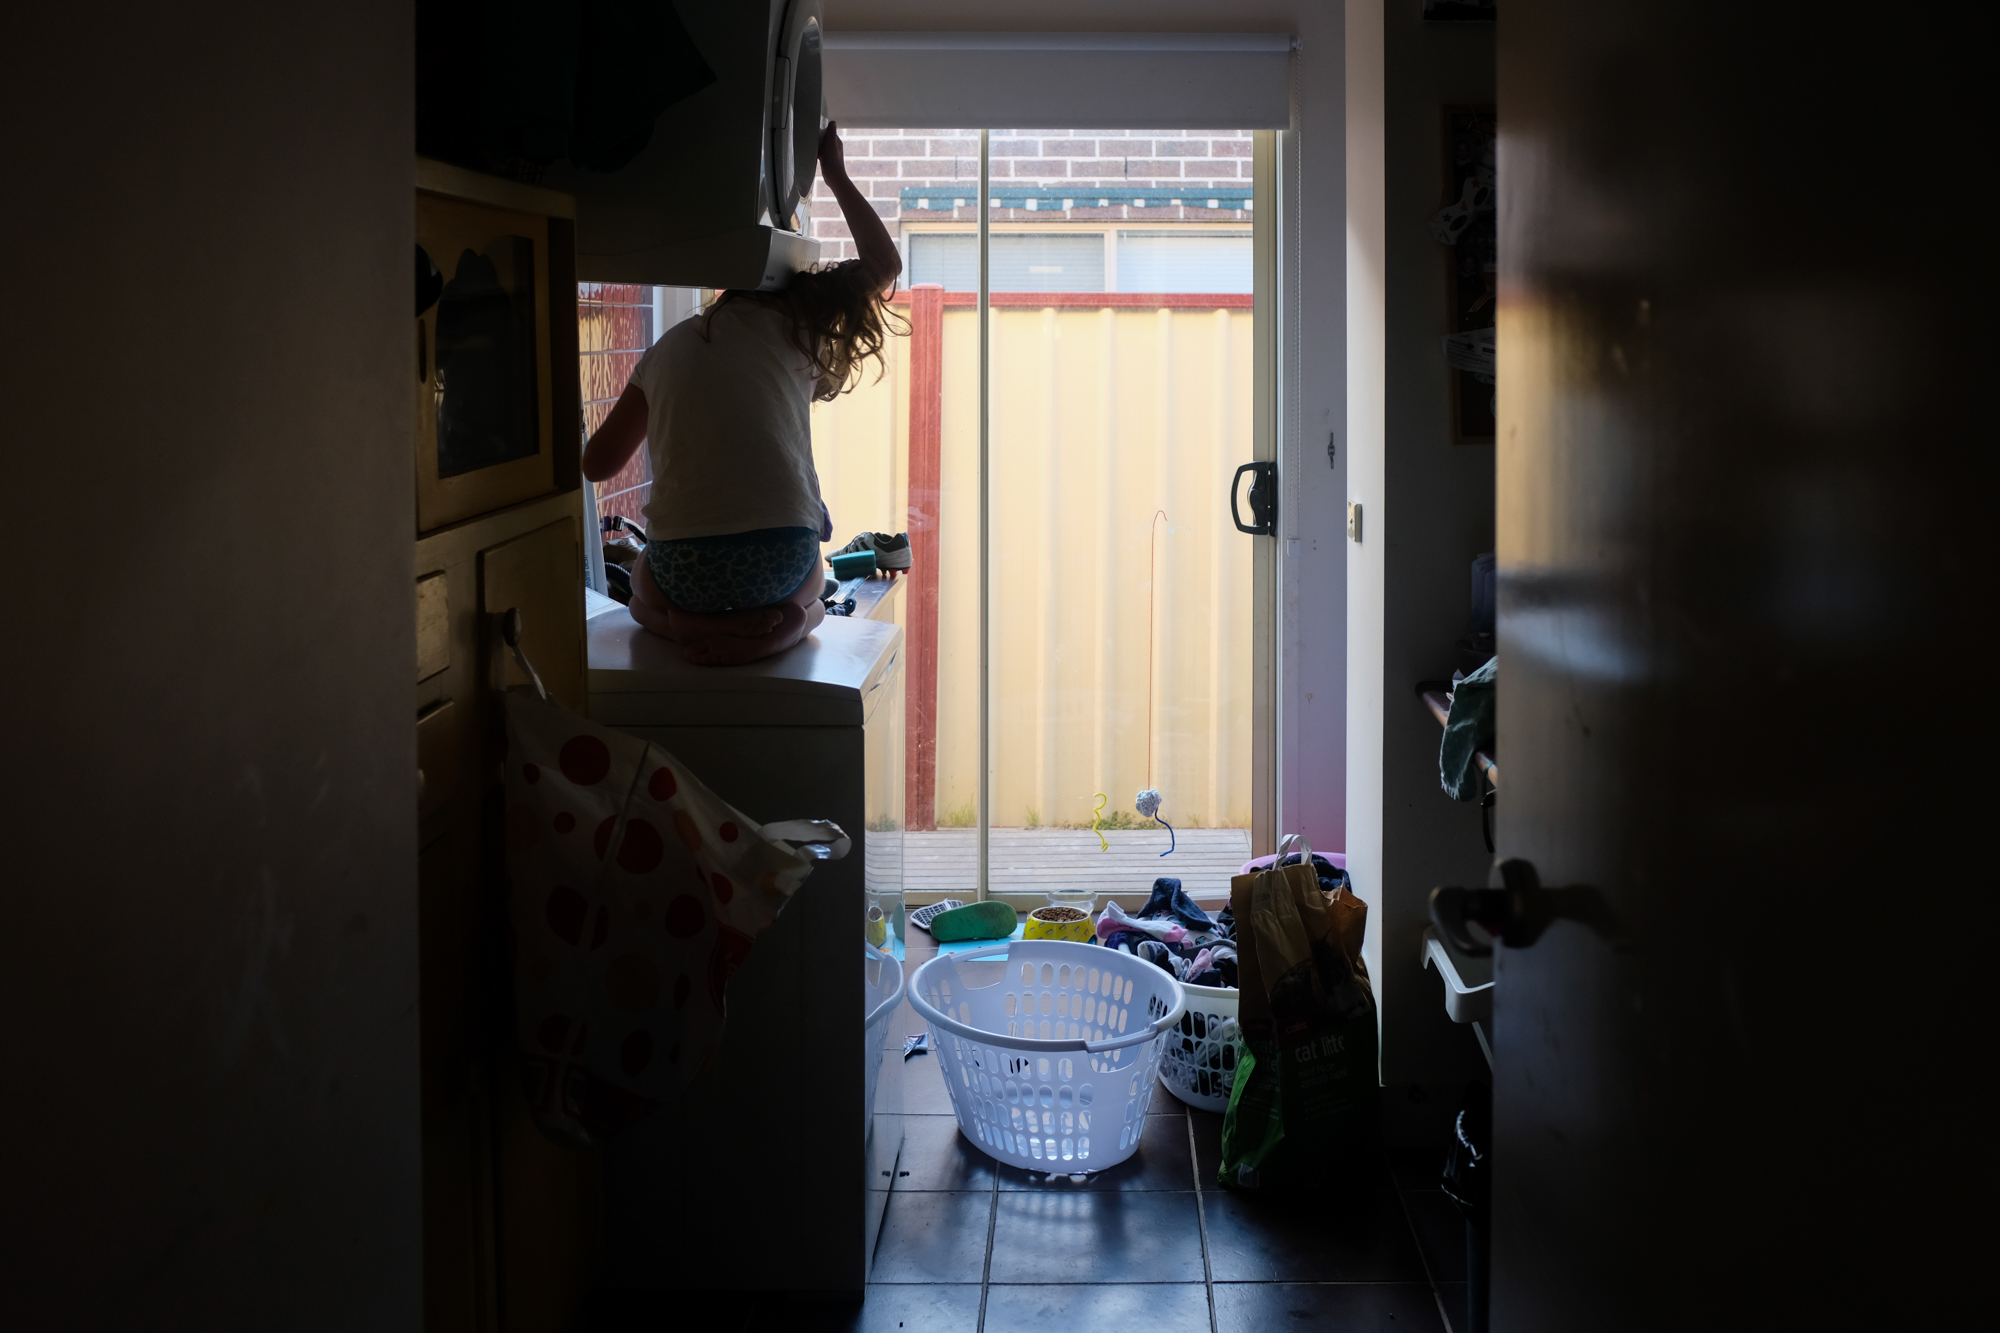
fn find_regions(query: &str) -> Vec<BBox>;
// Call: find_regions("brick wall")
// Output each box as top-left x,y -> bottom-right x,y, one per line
809,128 -> 1255,262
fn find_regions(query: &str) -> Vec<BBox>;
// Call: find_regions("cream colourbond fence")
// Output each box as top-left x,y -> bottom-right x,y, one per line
811,289 -> 1255,833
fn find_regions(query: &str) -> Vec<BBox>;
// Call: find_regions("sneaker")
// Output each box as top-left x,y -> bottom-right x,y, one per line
835,531 -> 913,572
871,532 -> 912,571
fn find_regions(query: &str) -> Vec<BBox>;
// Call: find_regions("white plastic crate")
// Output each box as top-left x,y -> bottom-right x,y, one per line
1157,981 -> 1241,1112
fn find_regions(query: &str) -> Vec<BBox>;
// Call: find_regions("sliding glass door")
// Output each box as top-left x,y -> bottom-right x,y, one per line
808,127 -> 1276,907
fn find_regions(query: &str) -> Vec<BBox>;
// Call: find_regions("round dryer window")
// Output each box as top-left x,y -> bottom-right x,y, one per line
768,0 -> 824,231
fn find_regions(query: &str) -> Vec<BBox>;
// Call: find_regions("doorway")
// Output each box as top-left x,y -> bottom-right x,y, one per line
807,126 -> 1279,911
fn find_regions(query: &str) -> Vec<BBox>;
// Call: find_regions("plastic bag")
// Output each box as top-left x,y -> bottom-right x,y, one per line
1217,834 -> 1379,1191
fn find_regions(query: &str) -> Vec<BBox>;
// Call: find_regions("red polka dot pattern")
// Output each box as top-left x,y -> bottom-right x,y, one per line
708,927 -> 755,1011
545,886 -> 588,945
604,954 -> 661,1012
664,895 -> 705,939
506,701 -> 817,1133
620,1030 -> 653,1076
505,803 -> 540,852
559,735 -> 612,786
616,818 -> 664,875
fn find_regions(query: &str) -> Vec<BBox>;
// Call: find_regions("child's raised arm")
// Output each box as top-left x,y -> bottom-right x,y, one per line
818,122 -> 902,295
581,384 -> 646,483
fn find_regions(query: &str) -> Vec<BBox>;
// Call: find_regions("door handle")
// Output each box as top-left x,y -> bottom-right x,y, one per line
1231,461 -> 1277,536
1430,858 -> 1632,956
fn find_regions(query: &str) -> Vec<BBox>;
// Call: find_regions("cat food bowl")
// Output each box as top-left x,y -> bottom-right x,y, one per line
1024,905 -> 1094,943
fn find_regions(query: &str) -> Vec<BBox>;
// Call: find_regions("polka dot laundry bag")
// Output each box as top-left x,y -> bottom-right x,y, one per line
503,687 -> 847,1147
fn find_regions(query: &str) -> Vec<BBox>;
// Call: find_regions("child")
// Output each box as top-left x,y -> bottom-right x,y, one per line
582,121 -> 903,665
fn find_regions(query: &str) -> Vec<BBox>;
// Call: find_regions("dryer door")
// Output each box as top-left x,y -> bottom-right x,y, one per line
766,0 -> 825,232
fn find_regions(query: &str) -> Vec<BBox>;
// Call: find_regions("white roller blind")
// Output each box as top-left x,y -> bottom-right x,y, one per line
822,32 -> 1294,131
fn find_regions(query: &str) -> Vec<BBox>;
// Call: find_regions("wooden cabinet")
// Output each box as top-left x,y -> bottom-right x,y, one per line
413,160 -> 593,1333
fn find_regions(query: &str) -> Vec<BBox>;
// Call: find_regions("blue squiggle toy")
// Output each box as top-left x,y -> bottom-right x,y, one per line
1135,788 -> 1175,856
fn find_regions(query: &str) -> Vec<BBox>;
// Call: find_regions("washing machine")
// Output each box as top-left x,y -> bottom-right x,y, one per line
583,604 -> 905,1296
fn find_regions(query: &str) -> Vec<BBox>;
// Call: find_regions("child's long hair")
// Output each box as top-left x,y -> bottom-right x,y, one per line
704,260 -> 908,402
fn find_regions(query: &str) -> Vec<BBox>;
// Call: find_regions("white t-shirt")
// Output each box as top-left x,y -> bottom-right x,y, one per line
632,300 -> 826,542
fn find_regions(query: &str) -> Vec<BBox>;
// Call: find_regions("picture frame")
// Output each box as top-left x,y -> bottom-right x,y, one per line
415,163 -> 576,532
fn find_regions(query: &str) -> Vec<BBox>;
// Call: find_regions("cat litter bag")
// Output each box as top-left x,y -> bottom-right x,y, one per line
502,687 -> 847,1147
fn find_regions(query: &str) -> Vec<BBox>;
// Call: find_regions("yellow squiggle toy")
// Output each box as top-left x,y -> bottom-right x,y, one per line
1090,792 -> 1109,852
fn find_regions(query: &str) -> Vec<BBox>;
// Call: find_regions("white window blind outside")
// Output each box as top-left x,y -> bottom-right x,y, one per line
822,32 -> 1293,130
909,233 -> 1107,292
1117,231 -> 1253,294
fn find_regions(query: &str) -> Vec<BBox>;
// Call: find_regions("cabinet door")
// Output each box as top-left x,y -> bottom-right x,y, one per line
476,513 -> 597,1328
480,517 -> 585,711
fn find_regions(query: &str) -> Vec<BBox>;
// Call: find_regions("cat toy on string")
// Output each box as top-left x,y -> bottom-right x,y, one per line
1135,788 -> 1175,856
1089,792 -> 1110,852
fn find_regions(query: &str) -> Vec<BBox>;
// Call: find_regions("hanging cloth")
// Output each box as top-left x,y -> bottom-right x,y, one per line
502,684 -> 846,1146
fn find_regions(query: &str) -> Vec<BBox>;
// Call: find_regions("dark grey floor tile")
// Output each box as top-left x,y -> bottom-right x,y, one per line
988,1189 -> 1204,1284
744,1284 -> 981,1333
1213,1282 -> 1447,1332
1401,1190 -> 1469,1282
1189,1108 -> 1224,1181
1148,1078 -> 1191,1117
893,1114 -> 995,1192
1202,1172 -> 1427,1282
997,1115 -> 1193,1191
892,1052 -> 962,1116
869,1189 -> 993,1284
881,996 -> 928,1049
1434,1282 -> 1468,1333
983,1282 -> 1212,1333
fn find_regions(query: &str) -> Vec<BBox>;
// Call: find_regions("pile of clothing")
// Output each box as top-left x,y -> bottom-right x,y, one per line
1096,877 -> 1239,988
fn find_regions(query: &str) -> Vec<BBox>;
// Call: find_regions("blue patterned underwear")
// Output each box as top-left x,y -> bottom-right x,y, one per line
644,527 -> 821,614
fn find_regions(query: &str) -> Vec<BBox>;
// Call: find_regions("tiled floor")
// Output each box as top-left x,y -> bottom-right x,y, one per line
588,930 -> 1474,1333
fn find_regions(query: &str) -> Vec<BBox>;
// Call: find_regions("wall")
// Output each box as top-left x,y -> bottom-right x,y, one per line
0,3 -> 420,1326
826,0 -> 1351,859
808,129 -> 1256,261
1377,0 -> 1495,1082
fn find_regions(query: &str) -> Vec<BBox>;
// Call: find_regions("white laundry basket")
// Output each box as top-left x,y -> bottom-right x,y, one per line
908,940 -> 1186,1174
1157,982 -> 1241,1112
863,943 -> 905,1129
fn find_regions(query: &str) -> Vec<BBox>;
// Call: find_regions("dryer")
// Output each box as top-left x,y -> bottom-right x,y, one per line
539,0 -> 826,290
